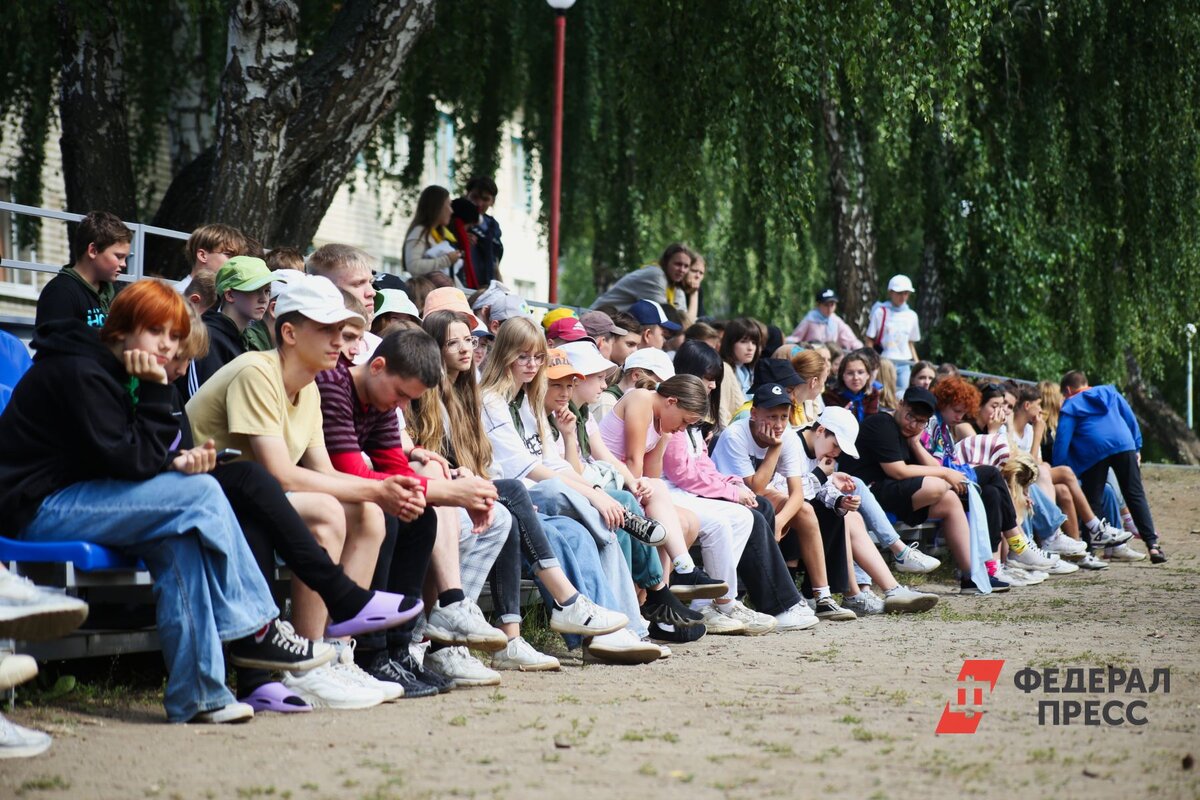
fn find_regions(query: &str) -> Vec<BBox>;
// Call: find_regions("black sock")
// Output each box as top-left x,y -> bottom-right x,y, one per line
325,585 -> 376,625
438,588 -> 466,607
645,586 -> 672,605
555,592 -> 580,609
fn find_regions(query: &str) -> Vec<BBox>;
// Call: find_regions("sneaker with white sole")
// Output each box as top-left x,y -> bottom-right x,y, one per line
1077,552 -> 1109,570
882,585 -> 939,613
0,714 -> 52,758
550,594 -> 628,637
1089,520 -> 1133,547
774,603 -> 819,631
998,565 -> 1041,586
330,640 -> 403,702
189,702 -> 255,724
717,600 -> 778,635
282,664 -> 385,710
492,636 -> 560,671
424,598 -> 508,652
0,571 -> 89,642
1104,543 -> 1147,562
892,543 -> 941,574
424,646 -> 501,687
585,628 -> 662,664
698,603 -> 747,635
1042,530 -> 1088,556
1043,558 -> 1079,575
814,596 -> 857,621
1007,543 -> 1057,571
0,654 -> 38,692
842,590 -> 884,616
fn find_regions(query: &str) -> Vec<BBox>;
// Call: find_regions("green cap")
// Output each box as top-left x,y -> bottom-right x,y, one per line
216,256 -> 274,294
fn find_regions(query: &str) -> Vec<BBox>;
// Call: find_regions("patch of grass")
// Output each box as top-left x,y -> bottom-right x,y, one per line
235,788 -> 276,798
755,740 -> 794,755
449,715 -> 467,727
1029,747 -> 1058,764
17,776 -> 71,795
638,763 -> 657,776
836,714 -> 862,725
851,727 -> 877,742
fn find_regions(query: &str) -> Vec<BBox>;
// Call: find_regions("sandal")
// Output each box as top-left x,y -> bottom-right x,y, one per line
1148,544 -> 1167,564
240,681 -> 312,714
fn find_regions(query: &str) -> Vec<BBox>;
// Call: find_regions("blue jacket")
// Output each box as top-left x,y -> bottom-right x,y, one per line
1052,385 -> 1141,474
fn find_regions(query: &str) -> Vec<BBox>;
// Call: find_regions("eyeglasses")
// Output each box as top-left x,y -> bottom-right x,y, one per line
444,337 -> 479,351
515,352 -> 546,366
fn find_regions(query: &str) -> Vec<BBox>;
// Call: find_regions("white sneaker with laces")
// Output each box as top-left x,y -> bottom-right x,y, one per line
881,585 -> 939,613
1044,558 -> 1079,575
842,590 -> 885,616
492,636 -> 560,671
1008,543 -> 1056,571
0,714 -> 52,758
999,564 -> 1041,586
550,594 -> 628,637
425,646 -> 501,686
585,628 -> 662,664
1042,530 -> 1087,556
1105,543 -> 1147,562
331,640 -> 403,701
893,543 -> 941,573
190,702 -> 255,724
698,603 -> 748,634
282,664 -> 385,710
1077,552 -> 1110,570
1090,520 -> 1133,547
0,571 -> 89,641
774,603 -> 819,631
718,600 -> 778,635
424,598 -> 508,652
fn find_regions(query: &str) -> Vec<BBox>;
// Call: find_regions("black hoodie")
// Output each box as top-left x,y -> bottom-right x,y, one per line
176,308 -> 244,402
0,320 -> 180,532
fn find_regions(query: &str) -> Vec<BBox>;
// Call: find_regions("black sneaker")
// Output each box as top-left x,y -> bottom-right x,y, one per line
394,649 -> 454,694
814,596 -> 857,621
647,620 -> 707,644
668,567 -> 728,601
621,512 -> 666,545
365,654 -> 439,699
641,588 -> 704,628
228,620 -> 337,672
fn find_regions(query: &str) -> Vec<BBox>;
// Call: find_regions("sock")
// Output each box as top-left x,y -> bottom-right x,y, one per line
985,559 -> 998,576
438,588 -> 465,607
326,585 -> 376,625
1120,509 -> 1137,533
1084,517 -> 1102,533
646,585 -> 673,604
895,545 -> 911,563
1006,534 -> 1028,555
883,586 -> 902,598
252,624 -> 270,642
813,586 -> 831,601
555,592 -> 580,610
672,554 -> 695,574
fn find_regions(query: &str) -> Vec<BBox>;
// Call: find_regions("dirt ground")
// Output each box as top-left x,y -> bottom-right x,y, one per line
2,465 -> 1198,800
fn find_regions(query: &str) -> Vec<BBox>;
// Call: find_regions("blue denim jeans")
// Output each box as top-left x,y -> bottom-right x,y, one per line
1026,483 -> 1068,542
20,473 -> 278,722
526,479 -> 647,638
851,476 -> 900,587
603,489 -> 664,589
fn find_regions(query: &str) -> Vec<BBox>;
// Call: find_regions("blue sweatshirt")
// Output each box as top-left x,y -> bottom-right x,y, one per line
1052,385 -> 1142,474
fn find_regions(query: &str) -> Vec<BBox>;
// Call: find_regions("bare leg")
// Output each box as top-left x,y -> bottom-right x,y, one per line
921,482 -> 971,573
286,492 -> 347,640
1052,465 -> 1096,527
792,503 -> 827,587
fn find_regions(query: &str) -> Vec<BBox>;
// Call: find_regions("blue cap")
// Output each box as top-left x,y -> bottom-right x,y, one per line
628,299 -> 682,332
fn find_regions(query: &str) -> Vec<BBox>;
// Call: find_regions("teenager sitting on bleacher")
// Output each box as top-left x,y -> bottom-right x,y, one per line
306,244 -> 381,364
177,223 -> 252,288
822,350 -> 880,422
187,274 -> 430,709
0,279 -> 335,723
35,211 -> 130,331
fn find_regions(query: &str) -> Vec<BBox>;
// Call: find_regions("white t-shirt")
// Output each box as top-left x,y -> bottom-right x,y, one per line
353,330 -> 383,366
711,417 -> 805,495
865,303 -> 921,360
480,390 -> 571,484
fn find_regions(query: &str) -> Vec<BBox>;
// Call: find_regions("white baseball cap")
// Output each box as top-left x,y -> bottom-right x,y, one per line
269,268 -> 308,299
815,405 -> 860,460
623,348 -> 675,381
274,274 -> 364,325
560,341 -> 616,377
887,274 -> 915,294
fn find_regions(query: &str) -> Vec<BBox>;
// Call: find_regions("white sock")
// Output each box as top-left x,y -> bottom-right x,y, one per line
814,586 -> 832,601
672,554 -> 695,574
1084,517 -> 1103,533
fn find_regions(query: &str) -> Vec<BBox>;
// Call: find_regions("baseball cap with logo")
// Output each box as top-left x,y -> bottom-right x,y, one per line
560,341 -> 616,377
627,299 -> 682,332
546,317 -> 593,344
273,274 -> 364,325
887,274 -> 916,294
814,405 -> 860,459
545,348 -> 584,381
622,348 -> 675,381
752,383 -> 792,409
216,256 -> 274,294
816,288 -> 839,304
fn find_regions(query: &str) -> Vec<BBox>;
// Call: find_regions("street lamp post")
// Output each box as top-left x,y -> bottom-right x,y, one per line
546,0 -> 575,304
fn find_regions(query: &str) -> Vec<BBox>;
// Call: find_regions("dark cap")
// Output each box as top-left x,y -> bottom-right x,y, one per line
816,288 -> 839,304
902,386 -> 937,416
752,383 -> 793,409
753,358 -> 802,390
579,310 -> 627,337
628,299 -> 682,332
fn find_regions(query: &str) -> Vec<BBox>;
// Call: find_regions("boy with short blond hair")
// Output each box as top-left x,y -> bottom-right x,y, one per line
307,244 -> 379,362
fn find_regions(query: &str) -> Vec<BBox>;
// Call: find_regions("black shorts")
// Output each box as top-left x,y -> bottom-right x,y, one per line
870,477 -> 930,526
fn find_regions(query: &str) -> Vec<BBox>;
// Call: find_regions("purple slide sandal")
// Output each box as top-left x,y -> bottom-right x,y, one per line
325,591 -> 424,638
242,682 -> 311,714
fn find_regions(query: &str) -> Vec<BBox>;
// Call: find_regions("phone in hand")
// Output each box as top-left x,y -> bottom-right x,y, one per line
215,448 -> 242,464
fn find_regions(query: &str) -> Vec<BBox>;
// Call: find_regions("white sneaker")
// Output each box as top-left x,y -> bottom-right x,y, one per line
1044,558 -> 1079,575
1089,520 -> 1133,547
999,565 -> 1042,586
550,594 -> 628,637
1105,543 -> 1147,562
698,603 -> 747,635
0,654 -> 38,692
282,664 -> 385,710
492,636 -> 560,672
1008,543 -> 1057,571
0,714 -> 52,758
842,590 -> 884,616
893,543 -> 941,573
717,600 -> 778,635
424,646 -> 501,687
1077,552 -> 1110,570
585,629 -> 662,665
1042,530 -> 1087,556
330,640 -> 403,701
774,603 -> 819,632
190,702 -> 255,724
881,585 -> 939,613
424,598 -> 508,652
0,571 -> 89,641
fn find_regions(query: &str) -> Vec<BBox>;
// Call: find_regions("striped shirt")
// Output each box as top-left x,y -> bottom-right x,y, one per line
316,357 -> 404,455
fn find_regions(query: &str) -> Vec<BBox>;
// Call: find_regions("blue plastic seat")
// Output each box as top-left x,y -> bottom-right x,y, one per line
0,536 -> 140,571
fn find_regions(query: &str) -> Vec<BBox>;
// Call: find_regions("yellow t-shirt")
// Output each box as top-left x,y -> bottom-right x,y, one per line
186,350 -> 324,465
